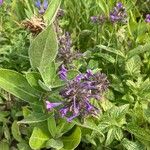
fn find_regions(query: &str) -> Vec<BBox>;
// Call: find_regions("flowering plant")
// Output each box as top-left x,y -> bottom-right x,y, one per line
0,0 -> 150,150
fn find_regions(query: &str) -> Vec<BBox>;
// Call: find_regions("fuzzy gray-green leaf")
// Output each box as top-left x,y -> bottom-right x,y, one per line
0,69 -> 41,105
29,25 -> 58,70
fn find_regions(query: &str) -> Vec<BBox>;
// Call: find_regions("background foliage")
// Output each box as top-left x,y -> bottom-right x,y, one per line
0,0 -> 150,150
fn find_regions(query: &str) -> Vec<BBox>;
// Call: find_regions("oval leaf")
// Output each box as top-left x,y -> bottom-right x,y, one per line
44,0 -> 62,24
0,69 -> 41,105
0,141 -> 9,150
18,113 -> 52,124
11,121 -> 22,142
46,139 -> 63,149
122,138 -> 144,150
62,127 -> 81,150
29,126 -> 50,149
29,25 -> 58,70
47,115 -> 57,138
26,72 -> 44,92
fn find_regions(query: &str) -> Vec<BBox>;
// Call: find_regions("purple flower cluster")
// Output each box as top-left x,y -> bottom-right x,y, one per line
110,2 -> 127,23
90,2 -> 127,24
35,0 -> 48,14
46,101 -> 62,110
90,15 -> 106,24
58,65 -> 68,80
0,0 -> 3,5
145,14 -> 150,23
58,32 -> 81,64
46,70 -> 109,122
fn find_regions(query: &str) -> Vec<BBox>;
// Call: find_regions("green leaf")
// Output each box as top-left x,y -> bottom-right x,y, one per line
11,0 -> 26,21
102,105 -> 129,128
17,142 -> 32,150
67,70 -> 80,80
0,69 -> 41,105
38,80 -> 52,91
24,0 -> 34,16
97,0 -> 108,14
122,138 -> 144,150
100,99 -> 113,111
0,141 -> 9,150
97,53 -> 116,64
114,127 -> 123,141
39,61 -> 56,87
46,139 -> 63,149
26,72 -> 44,92
22,107 -> 31,117
11,121 -> 22,142
57,119 -> 75,136
3,124 -> 10,141
51,75 -> 65,88
18,113 -> 52,124
0,112 -> 9,122
74,119 -> 104,137
29,126 -> 50,149
62,127 -> 81,150
110,74 -> 124,93
87,59 -> 99,69
105,128 -> 115,146
110,104 -> 129,120
96,45 -> 125,58
47,115 -> 57,138
125,124 -> 150,142
79,30 -> 93,51
44,0 -> 62,24
127,43 -> 150,59
51,70 -> 79,88
125,55 -> 142,77
29,25 -> 58,86
144,108 -> 150,123
85,134 -> 97,146
29,25 -> 58,70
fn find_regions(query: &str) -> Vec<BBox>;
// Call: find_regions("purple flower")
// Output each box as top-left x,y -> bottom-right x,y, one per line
0,0 -> 3,5
75,74 -> 85,82
46,101 -> 62,110
110,2 -> 127,23
64,88 -> 73,96
39,9 -> 45,14
35,0 -> 48,14
116,2 -> 123,9
85,69 -> 93,78
67,114 -> 79,122
43,0 -> 48,10
73,96 -> 79,114
57,32 -> 82,64
35,0 -> 41,8
60,107 -> 69,117
59,70 -> 109,121
65,32 -> 71,51
91,16 -> 99,23
90,15 -> 106,24
47,69 -> 109,122
145,14 -> 150,23
58,65 -> 68,80
85,100 -> 93,111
